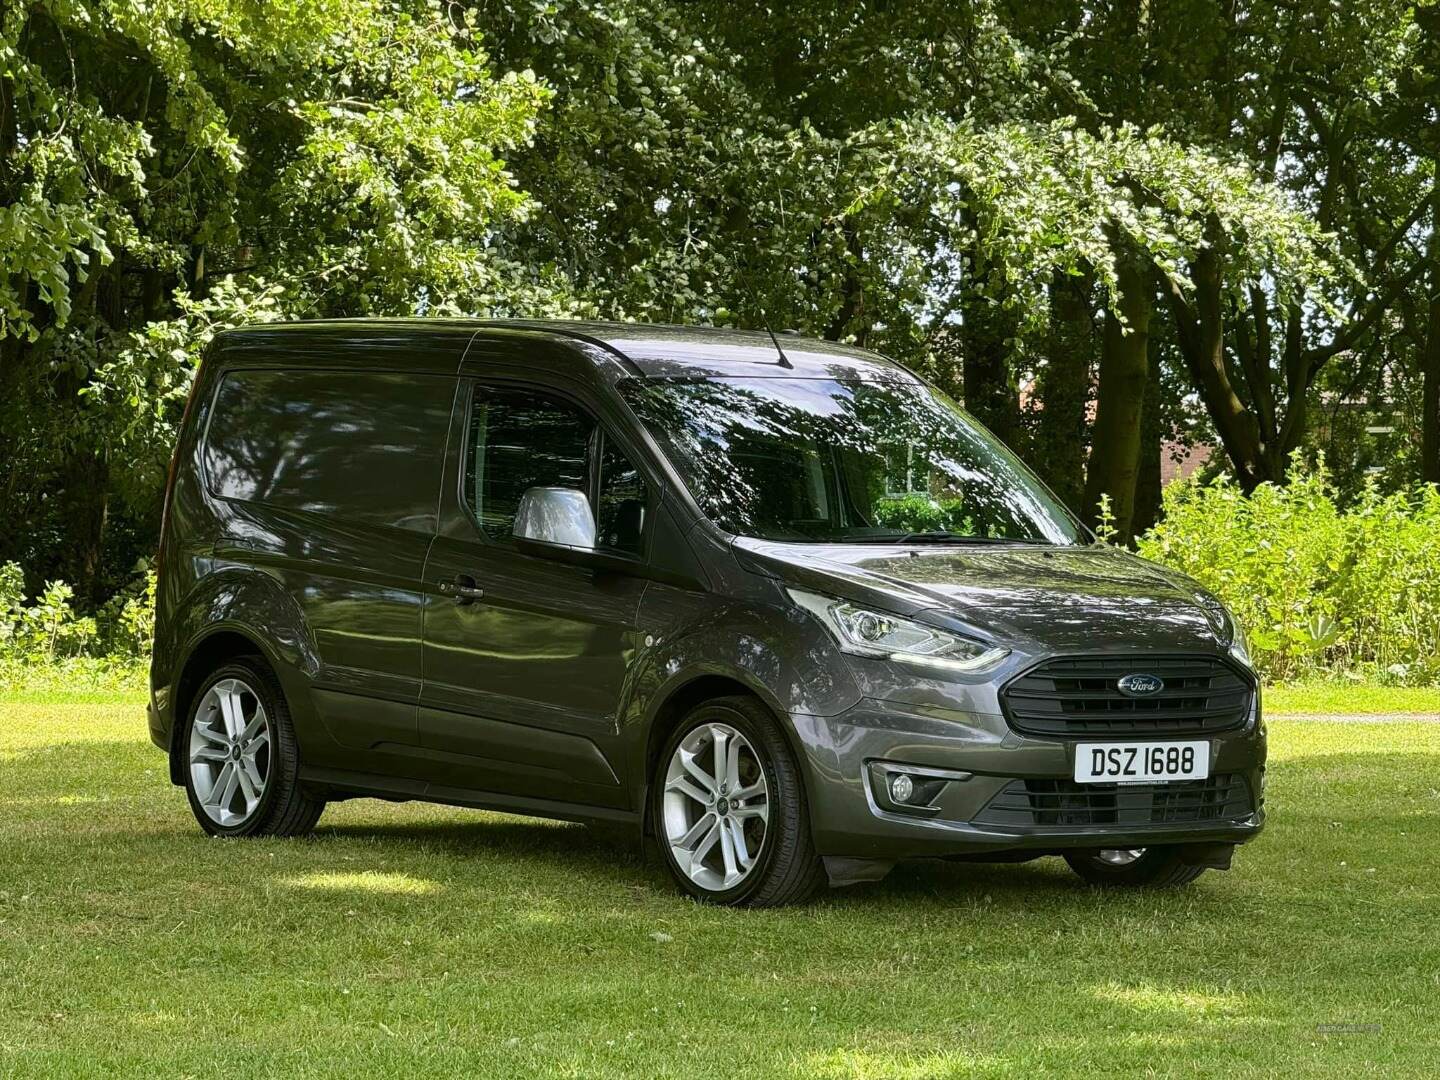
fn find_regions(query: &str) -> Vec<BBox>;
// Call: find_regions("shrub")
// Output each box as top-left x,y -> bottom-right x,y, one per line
1337,482 -> 1440,683
872,494 -> 977,534
0,561 -> 154,666
95,566 -> 158,658
1136,458 -> 1440,684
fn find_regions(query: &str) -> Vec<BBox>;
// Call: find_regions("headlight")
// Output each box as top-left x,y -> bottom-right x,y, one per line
788,589 -> 1010,674
1193,588 -> 1251,664
1228,615 -> 1254,670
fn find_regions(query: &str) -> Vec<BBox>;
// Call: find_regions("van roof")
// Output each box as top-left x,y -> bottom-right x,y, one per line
219,318 -> 915,382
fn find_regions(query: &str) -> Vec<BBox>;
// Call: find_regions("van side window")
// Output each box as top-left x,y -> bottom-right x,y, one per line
202,369 -> 453,532
466,385 -> 648,552
465,387 -> 647,555
597,431 -> 647,555
465,387 -> 590,541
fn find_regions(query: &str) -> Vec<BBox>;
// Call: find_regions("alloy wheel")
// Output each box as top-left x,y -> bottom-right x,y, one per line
662,722 -> 769,892
1096,848 -> 1146,866
188,678 -> 271,827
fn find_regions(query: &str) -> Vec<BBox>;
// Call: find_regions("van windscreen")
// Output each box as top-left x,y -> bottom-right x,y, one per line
621,376 -> 1083,545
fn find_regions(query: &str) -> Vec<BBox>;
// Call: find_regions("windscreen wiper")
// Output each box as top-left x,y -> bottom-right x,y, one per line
899,532 -> 1054,545
848,532 -> 1056,545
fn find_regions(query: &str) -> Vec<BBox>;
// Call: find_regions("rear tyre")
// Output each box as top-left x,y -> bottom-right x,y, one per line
1063,845 -> 1207,888
182,657 -> 325,838
652,696 -> 824,907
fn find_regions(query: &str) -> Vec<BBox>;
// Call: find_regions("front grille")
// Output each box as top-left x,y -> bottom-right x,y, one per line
1000,655 -> 1252,737
973,774 -> 1252,830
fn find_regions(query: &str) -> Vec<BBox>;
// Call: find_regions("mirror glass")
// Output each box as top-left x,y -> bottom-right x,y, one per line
512,486 -> 597,550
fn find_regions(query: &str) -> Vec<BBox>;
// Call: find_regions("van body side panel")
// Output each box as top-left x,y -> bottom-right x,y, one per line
209,500 -> 434,762
620,544 -> 866,816
188,361 -> 457,771
154,568 -> 327,768
418,538 -> 642,804
155,334 -> 466,771
415,347 -> 653,808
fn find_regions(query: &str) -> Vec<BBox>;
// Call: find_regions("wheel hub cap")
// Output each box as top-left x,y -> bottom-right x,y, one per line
661,722 -> 769,892
188,678 -> 272,827
1098,848 -> 1146,866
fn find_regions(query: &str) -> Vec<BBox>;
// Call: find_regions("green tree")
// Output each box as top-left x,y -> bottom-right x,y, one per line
0,0 -> 548,599
1006,0 -> 1432,494
479,0 -> 1342,534
6,0 -> 1434,605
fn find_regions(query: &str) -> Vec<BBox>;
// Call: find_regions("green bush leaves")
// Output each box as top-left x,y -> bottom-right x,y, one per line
1137,457 -> 1440,684
0,561 -> 150,664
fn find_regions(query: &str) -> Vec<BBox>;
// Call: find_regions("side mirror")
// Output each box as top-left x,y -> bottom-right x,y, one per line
513,486 -> 596,551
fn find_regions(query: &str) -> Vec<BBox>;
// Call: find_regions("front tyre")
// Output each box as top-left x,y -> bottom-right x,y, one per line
652,696 -> 824,907
1064,846 -> 1207,888
182,658 -> 324,838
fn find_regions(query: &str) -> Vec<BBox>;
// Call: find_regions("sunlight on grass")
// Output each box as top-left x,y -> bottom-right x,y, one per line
795,1047 -> 1006,1079
1268,721 -> 1440,760
281,870 -> 442,896
1091,980 -> 1250,1018
0,701 -> 141,749
129,1010 -> 182,1030
2,793 -> 115,806
1266,684 -> 1440,715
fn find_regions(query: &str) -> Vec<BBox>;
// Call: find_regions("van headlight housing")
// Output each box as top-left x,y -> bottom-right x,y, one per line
1193,588 -> 1253,671
789,589 -> 1010,674
1228,616 -> 1254,670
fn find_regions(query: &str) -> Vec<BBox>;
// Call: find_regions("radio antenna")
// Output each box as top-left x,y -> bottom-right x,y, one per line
743,282 -> 793,369
763,322 -> 794,369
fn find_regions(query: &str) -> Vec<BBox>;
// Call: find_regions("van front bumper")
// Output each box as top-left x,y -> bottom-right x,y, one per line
792,699 -> 1266,861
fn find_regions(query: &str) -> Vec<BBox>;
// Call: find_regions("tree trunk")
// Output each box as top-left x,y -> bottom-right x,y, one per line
1028,272 -> 1094,514
959,205 -> 1021,449
1083,259 -> 1153,540
962,315 -> 1020,450
1423,175 -> 1440,485
54,449 -> 111,605
1160,229 -> 1269,490
1131,335 -> 1164,538
823,224 -> 867,346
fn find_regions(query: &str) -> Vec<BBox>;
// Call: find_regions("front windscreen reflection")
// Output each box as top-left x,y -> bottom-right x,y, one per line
622,376 -> 1084,545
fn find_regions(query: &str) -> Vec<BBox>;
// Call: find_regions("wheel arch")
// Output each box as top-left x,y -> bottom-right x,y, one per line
158,563 -> 320,784
167,627 -> 282,784
638,668 -> 809,828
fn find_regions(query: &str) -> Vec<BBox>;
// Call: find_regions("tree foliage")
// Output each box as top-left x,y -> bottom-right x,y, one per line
1,0 -> 548,597
1,0 -> 1437,603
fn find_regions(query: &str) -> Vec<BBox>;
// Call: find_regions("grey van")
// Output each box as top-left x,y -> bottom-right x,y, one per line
149,320 -> 1265,906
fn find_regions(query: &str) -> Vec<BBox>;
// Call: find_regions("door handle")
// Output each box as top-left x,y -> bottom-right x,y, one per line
438,574 -> 485,605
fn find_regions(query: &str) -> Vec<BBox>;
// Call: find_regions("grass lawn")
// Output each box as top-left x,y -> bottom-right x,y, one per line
2,692 -> 1437,1077
1265,683 -> 1440,715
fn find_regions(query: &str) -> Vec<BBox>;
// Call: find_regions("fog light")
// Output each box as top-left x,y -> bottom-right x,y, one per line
890,773 -> 914,803
868,762 -> 966,818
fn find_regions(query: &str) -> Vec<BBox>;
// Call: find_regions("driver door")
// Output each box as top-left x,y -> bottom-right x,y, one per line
417,379 -> 651,809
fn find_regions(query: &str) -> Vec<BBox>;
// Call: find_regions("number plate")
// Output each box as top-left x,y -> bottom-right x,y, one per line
1073,741 -> 1210,784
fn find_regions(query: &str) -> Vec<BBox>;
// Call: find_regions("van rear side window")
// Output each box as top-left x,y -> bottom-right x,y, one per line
203,369 -> 453,531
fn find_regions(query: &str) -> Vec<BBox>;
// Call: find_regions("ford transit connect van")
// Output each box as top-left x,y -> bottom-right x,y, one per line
149,320 -> 1265,906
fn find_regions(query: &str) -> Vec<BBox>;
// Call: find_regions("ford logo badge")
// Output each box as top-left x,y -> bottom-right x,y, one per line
1117,673 -> 1164,697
